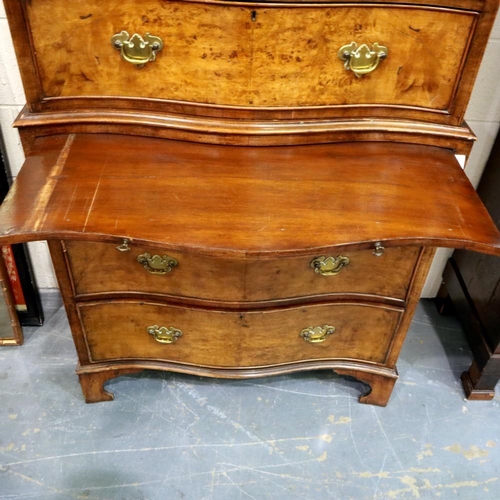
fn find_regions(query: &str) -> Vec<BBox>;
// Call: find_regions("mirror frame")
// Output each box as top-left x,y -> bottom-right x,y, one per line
0,254 -> 23,345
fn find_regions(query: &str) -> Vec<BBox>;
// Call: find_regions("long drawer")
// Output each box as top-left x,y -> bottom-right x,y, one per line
64,240 -> 421,301
78,300 -> 403,366
27,0 -> 476,118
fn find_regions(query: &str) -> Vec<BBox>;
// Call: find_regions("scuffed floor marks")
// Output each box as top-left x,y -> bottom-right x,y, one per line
444,444 -> 489,461
386,476 -> 498,498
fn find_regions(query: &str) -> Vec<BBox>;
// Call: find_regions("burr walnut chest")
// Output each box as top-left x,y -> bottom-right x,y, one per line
1,0 -> 500,406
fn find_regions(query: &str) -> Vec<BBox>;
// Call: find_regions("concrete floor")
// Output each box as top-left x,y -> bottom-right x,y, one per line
0,293 -> 499,500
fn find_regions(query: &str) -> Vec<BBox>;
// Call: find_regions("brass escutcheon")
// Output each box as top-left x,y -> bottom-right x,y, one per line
116,239 -> 131,252
311,255 -> 350,276
338,42 -> 388,78
136,253 -> 178,275
300,325 -> 336,343
373,242 -> 385,257
147,325 -> 182,344
111,31 -> 164,68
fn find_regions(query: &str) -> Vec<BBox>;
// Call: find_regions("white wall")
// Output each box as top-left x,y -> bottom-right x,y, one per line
1,7 -> 500,294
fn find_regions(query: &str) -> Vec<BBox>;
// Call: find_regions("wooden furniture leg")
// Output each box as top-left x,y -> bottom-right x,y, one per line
78,368 -> 142,403
335,368 -> 398,407
461,361 -> 498,401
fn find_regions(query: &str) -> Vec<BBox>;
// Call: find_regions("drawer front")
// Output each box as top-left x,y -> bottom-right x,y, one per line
64,241 -> 421,301
79,301 -> 402,366
28,0 -> 476,114
65,240 -> 247,301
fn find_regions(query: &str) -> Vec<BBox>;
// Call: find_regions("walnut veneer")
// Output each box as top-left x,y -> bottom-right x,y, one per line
27,1 -> 475,115
1,0 -> 499,406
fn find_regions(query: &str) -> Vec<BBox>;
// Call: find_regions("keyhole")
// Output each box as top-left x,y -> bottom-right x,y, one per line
251,10 -> 257,22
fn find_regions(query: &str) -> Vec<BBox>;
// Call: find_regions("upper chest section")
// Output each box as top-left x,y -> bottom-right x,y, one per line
7,0 -> 499,126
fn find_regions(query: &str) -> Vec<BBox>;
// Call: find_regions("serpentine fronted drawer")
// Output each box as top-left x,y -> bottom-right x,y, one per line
78,300 -> 403,367
8,0 -> 497,124
63,240 -> 421,302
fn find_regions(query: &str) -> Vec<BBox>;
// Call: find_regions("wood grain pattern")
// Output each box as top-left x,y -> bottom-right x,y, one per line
47,240 -> 93,363
5,0 -> 498,125
26,0 -> 475,113
78,300 -> 402,367
64,240 -> 421,302
1,134 -> 499,257
14,107 -> 478,150
3,0 -> 43,110
334,246 -> 436,405
385,246 -> 436,367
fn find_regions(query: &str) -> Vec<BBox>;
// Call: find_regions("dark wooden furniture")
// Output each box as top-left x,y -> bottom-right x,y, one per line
1,0 -> 500,405
439,129 -> 500,400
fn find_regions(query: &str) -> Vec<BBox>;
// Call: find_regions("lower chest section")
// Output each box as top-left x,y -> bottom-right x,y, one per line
57,239 -> 422,372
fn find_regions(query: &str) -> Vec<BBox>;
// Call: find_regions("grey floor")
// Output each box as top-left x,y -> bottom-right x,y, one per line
1,293 -> 500,500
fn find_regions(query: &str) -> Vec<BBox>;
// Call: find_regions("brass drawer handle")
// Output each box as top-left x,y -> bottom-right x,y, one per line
311,255 -> 350,276
111,31 -> 164,68
300,325 -> 336,343
338,42 -> 388,78
137,253 -> 178,275
147,325 -> 182,344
